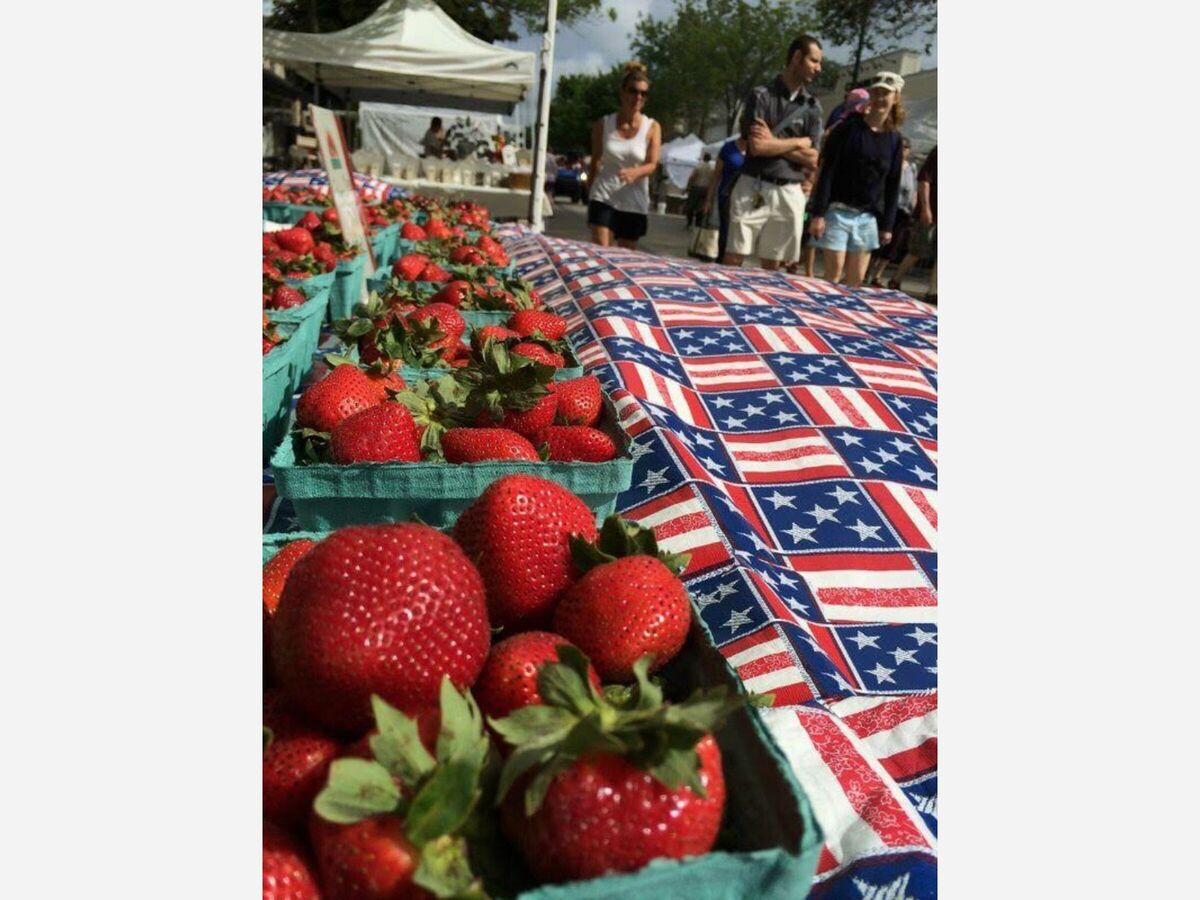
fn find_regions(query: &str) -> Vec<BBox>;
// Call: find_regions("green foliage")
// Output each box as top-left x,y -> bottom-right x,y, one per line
265,0 -> 606,44
547,66 -> 624,153
631,0 -> 816,136
814,0 -> 936,84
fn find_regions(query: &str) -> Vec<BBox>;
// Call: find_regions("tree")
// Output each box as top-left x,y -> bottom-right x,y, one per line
813,0 -> 936,85
548,67 -> 624,153
630,0 -> 817,138
264,0 -> 605,44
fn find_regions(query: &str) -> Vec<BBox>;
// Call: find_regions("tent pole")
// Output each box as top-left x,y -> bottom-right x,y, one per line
528,0 -> 558,231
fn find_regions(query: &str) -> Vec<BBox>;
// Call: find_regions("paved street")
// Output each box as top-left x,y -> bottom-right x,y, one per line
542,200 -> 934,299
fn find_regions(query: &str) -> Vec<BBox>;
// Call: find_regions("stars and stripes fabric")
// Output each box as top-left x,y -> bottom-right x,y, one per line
503,229 -> 938,898
262,168 -> 401,202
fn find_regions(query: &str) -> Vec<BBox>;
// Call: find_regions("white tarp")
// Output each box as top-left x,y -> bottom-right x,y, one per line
360,103 -> 508,163
903,96 -> 937,158
660,133 -> 706,191
262,0 -> 535,109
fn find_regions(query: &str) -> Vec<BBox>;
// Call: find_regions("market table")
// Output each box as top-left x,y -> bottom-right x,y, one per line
381,176 -> 553,220
265,228 -> 938,899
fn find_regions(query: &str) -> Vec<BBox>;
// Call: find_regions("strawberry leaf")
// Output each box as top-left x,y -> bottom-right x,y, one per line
434,677 -> 487,766
404,755 -> 485,847
647,747 -> 707,797
263,726 -> 273,753
369,694 -> 436,787
412,835 -> 488,900
569,515 -> 692,575
313,758 -> 403,824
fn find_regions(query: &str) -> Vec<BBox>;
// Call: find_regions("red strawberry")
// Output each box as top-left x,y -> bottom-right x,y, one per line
471,325 -> 520,351
501,734 -> 725,884
473,632 -> 600,720
329,402 -> 421,464
263,337 -> 277,355
392,252 -> 429,282
312,242 -> 337,271
536,425 -> 616,462
272,524 -> 491,733
430,280 -> 471,308
267,284 -> 308,310
449,245 -> 486,266
295,365 -> 383,433
512,342 -> 565,368
365,369 -> 406,400
263,260 -> 284,281
309,814 -> 420,900
501,392 -> 558,439
509,310 -> 567,341
263,539 -> 316,615
552,375 -> 602,425
425,218 -> 452,240
297,211 -> 322,231
276,227 -> 316,255
441,428 -> 539,463
400,221 -> 426,241
263,821 -> 321,900
321,207 -> 340,223
552,520 -> 692,682
263,690 -> 340,831
263,233 -> 280,253
453,474 -> 597,629
417,262 -> 451,283
407,303 -> 465,341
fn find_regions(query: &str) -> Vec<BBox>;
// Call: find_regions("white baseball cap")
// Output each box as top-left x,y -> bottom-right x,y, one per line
867,71 -> 905,93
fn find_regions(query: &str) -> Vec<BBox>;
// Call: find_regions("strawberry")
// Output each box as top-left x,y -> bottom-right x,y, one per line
321,207 -> 340,223
263,337 -> 276,356
276,227 -> 316,255
365,368 -> 406,400
493,647 -> 744,884
440,428 -> 539,463
453,474 -> 597,629
425,218 -> 452,240
407,303 -> 465,342
553,517 -> 693,682
267,284 -> 308,310
471,325 -> 519,351
295,365 -> 383,434
449,245 -> 486,266
551,375 -> 602,426
297,211 -> 322,231
329,402 -> 421,464
263,821 -> 321,900
417,262 -> 451,283
263,233 -> 280,253
392,252 -> 429,282
429,280 -> 471,308
309,814 -> 420,900
263,260 -> 284,281
272,524 -> 491,733
473,631 -> 599,720
501,392 -> 558,438
512,342 -> 565,368
509,310 -> 567,341
312,242 -> 337,271
263,539 -> 316,615
400,220 -> 427,241
536,425 -> 617,462
263,690 -> 340,832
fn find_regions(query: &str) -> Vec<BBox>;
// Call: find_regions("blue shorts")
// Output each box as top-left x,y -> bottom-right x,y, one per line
812,204 -> 880,253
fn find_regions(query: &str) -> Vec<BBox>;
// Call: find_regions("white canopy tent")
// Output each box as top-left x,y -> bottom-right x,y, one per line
659,133 -> 706,191
262,0 -> 535,113
359,102 -> 510,162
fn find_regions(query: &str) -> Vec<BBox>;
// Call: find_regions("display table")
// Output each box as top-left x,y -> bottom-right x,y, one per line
380,177 -> 553,220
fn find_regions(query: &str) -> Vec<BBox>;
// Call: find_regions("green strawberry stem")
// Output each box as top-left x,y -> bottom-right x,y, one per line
569,515 -> 692,576
491,646 -> 750,816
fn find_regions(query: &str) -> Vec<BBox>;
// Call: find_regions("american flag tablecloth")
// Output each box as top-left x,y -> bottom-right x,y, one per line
265,229 -> 938,898
263,168 -> 402,202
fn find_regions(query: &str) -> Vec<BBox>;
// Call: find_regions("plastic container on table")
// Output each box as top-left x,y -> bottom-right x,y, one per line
369,222 -> 400,271
258,534 -> 823,900
262,202 -> 324,225
265,278 -> 331,388
269,394 -> 634,530
328,252 -> 369,323
262,323 -> 304,463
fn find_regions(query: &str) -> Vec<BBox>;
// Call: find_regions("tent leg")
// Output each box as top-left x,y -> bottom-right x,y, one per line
528,0 -> 558,231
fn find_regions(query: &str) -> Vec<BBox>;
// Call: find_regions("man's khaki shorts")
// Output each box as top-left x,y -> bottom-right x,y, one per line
726,177 -> 807,263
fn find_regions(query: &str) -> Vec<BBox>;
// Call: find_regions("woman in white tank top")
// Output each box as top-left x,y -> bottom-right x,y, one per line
586,61 -> 662,250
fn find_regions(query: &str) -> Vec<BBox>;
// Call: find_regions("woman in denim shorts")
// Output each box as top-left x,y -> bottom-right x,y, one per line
807,71 -> 907,288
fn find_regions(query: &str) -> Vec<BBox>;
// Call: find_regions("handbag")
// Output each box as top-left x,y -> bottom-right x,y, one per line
689,222 -> 720,260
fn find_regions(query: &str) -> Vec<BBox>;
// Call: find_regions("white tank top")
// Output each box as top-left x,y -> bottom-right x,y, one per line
590,113 -> 654,214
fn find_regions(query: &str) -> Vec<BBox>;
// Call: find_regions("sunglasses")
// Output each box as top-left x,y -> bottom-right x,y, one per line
625,87 -> 649,97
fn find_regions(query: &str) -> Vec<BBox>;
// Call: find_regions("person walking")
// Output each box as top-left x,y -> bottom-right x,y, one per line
889,145 -> 937,303
685,153 -> 715,227
867,136 -> 917,287
723,35 -> 824,270
701,136 -> 747,264
587,61 -> 662,249
807,71 -> 907,288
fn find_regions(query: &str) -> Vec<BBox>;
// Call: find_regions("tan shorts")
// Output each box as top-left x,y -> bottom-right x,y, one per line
726,177 -> 807,263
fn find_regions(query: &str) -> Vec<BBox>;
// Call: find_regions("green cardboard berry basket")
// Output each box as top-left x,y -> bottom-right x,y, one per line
266,279 -> 331,388
329,253 -> 370,323
262,323 -> 304,462
262,202 -> 324,225
258,535 -> 822,898
370,222 -> 400,270
269,394 -> 634,530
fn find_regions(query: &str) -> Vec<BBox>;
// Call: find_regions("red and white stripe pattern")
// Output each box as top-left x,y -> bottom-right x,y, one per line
788,553 -> 937,623
742,324 -> 835,355
790,387 -> 908,432
607,388 -> 654,436
680,355 -> 780,392
783,275 -> 847,294
798,310 -> 869,336
917,439 -> 937,465
865,482 -> 937,551
721,428 -> 850,484
654,300 -> 733,327
831,693 -> 938,783
613,361 -> 714,428
762,705 -> 935,876
845,357 -> 937,400
706,286 -> 774,306
622,485 -> 730,576
891,343 -> 938,371
558,258 -> 605,274
587,284 -> 650,302
566,270 -> 623,290
721,627 -> 814,706
573,339 -> 612,371
590,316 -> 675,352
834,308 -> 898,329
863,296 -> 930,317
